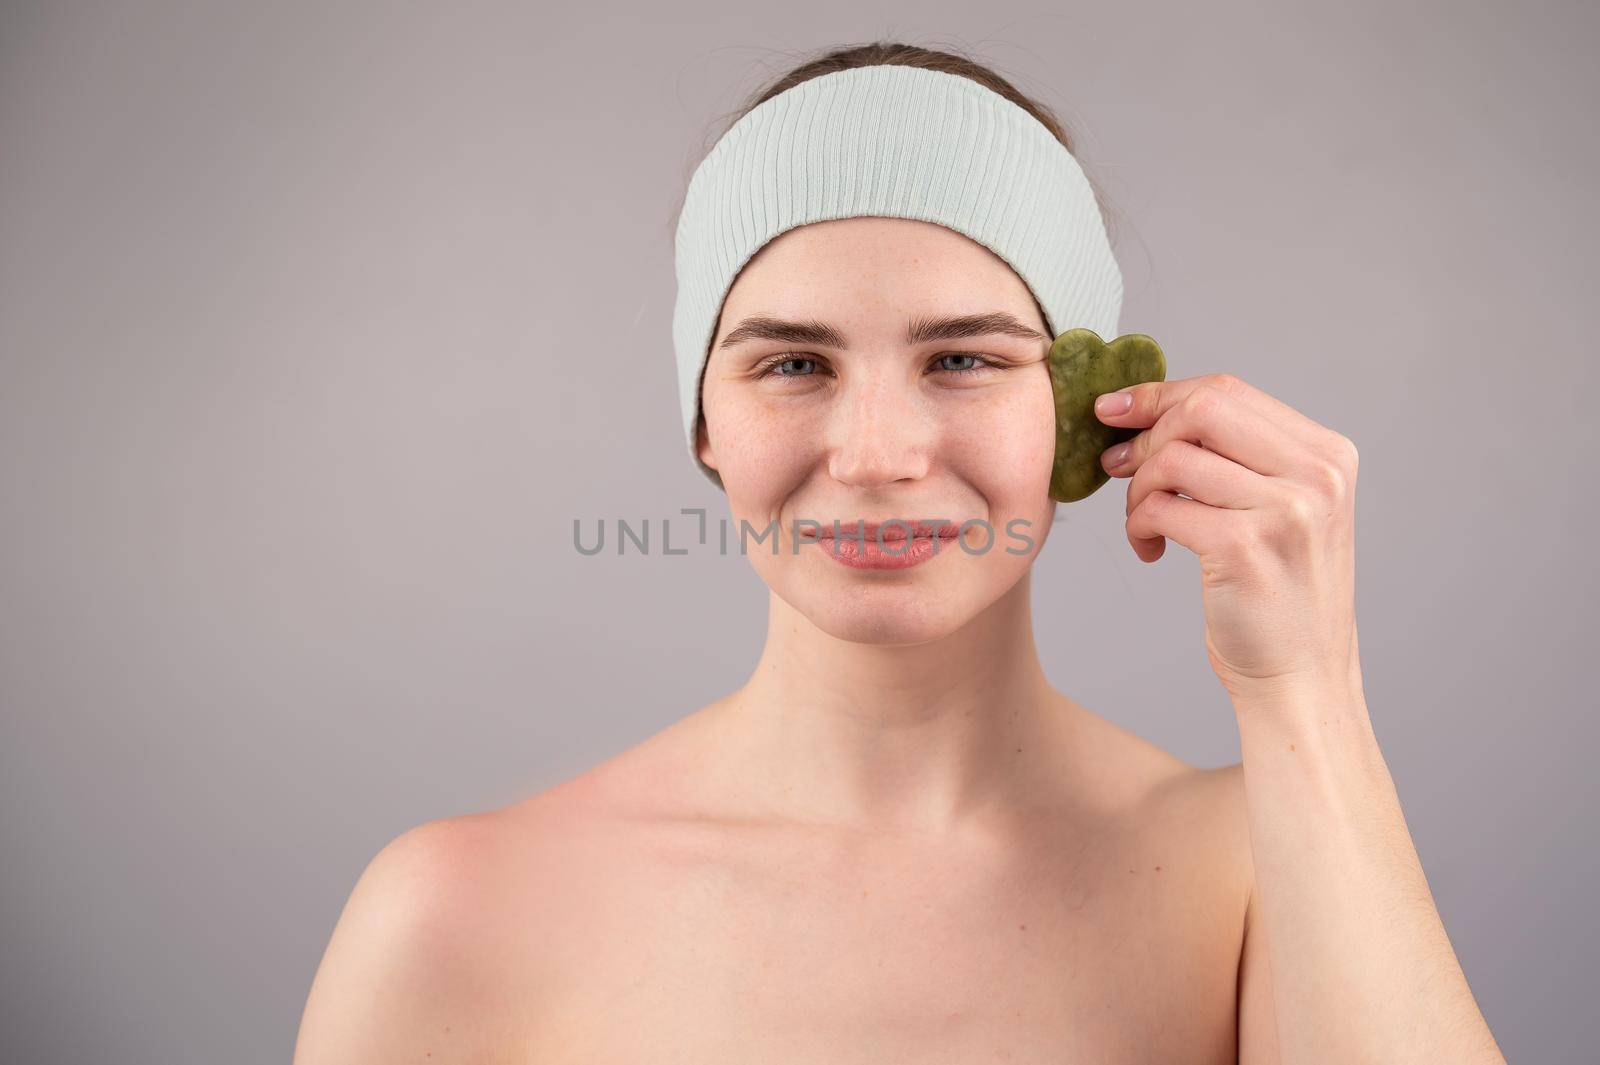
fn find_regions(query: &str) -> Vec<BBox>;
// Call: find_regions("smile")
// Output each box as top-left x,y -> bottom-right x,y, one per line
798,520 -> 965,570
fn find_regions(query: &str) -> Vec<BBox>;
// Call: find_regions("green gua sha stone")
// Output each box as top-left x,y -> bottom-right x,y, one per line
1048,328 -> 1167,503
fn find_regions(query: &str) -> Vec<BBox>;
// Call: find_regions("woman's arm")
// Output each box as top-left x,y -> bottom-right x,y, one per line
1232,671 -> 1504,1063
1093,372 -> 1504,1063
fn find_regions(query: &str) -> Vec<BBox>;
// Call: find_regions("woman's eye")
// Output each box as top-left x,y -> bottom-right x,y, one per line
755,355 -> 822,381
771,357 -> 817,377
934,353 -> 998,376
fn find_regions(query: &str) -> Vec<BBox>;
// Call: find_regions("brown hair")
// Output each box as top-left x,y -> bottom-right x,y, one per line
668,39 -> 1123,247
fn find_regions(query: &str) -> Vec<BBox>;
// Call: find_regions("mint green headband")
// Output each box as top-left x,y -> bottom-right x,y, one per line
672,63 -> 1123,489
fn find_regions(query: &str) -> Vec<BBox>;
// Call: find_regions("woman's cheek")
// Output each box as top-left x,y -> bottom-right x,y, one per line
712,397 -> 817,500
953,388 -> 1056,499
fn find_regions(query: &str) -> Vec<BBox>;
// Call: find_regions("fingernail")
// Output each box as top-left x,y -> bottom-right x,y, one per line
1095,391 -> 1133,416
1102,441 -> 1131,468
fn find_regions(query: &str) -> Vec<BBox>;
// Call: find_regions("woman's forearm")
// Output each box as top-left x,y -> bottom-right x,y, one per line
1232,681 -> 1505,1064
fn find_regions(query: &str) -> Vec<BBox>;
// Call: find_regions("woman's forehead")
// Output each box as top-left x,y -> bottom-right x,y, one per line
723,220 -> 1044,322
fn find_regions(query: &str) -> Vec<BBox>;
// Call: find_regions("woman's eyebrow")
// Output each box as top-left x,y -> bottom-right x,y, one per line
718,311 -> 1047,349
719,316 -> 846,349
904,311 -> 1048,345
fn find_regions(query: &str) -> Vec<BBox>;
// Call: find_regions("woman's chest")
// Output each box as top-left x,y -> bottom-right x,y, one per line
514,827 -> 1246,1064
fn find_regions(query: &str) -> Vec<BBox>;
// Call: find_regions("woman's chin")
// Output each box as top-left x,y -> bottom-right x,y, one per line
784,585 -> 980,646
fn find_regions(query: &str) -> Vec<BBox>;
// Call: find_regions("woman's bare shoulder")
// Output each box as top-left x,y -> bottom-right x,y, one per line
1057,697 -> 1252,882
1054,695 -> 1222,794
295,773 -> 650,1062
293,810 -> 548,1063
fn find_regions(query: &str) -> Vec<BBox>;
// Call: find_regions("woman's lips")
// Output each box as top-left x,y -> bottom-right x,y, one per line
800,521 -> 964,570
805,520 -> 963,542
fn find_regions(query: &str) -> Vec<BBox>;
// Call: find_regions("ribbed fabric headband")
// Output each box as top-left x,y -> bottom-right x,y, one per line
672,63 -> 1124,489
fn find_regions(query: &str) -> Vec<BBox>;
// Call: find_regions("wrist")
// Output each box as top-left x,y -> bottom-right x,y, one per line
1230,672 -> 1390,797
1228,669 -> 1369,724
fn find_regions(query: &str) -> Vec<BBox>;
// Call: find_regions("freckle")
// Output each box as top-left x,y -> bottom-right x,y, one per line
1015,747 -> 1022,754
1129,868 -> 1136,873
1289,743 -> 1296,751
1154,865 -> 1162,872
862,889 -> 869,897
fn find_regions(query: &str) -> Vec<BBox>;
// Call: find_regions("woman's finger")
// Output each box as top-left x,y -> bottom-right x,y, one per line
1102,382 -> 1302,479
1123,439 -> 1274,518
1123,488 -> 1235,562
1098,372 -> 1335,452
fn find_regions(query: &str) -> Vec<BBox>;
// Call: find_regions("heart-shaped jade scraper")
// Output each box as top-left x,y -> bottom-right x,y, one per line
1048,328 -> 1167,503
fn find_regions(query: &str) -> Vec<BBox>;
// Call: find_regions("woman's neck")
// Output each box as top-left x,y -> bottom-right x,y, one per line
713,572 -> 1070,836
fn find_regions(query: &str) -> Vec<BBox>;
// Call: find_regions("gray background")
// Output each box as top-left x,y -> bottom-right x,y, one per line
2,2 -> 1594,1062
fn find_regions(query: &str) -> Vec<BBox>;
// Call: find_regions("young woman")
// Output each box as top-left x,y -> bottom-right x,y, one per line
294,42 -> 1504,1063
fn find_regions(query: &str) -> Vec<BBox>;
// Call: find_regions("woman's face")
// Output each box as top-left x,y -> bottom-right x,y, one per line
698,217 -> 1060,645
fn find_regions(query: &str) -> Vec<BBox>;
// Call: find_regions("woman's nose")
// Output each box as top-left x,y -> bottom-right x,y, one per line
826,372 -> 934,488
